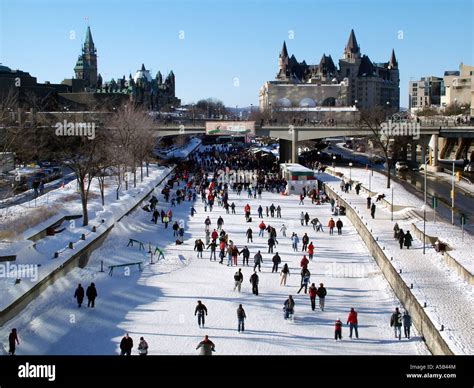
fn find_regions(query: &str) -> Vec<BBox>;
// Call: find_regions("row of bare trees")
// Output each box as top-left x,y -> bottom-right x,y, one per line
1,103 -> 156,226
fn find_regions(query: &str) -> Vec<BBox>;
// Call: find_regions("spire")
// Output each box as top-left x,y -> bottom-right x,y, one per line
389,49 -> 398,69
345,29 -> 359,54
141,63 -> 146,71
280,41 -> 288,58
83,26 -> 96,54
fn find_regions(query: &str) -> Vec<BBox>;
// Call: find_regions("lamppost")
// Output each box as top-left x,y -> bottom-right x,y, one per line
349,162 -> 353,180
269,101 -> 273,122
332,155 -> 336,172
451,159 -> 455,224
422,204 -> 426,254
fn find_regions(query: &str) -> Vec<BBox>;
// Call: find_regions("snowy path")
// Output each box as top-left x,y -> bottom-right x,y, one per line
1,175 -> 428,355
320,172 -> 474,355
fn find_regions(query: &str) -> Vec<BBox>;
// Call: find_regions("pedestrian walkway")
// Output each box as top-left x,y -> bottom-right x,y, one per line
319,172 -> 474,354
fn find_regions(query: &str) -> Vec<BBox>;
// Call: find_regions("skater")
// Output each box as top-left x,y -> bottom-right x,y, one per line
137,337 -> 148,356
404,231 -> 413,249
250,271 -> 259,295
347,308 -> 359,339
367,196 -> 371,210
330,198 -> 335,212
291,233 -> 299,252
258,221 -> 266,237
276,205 -> 281,218
301,233 -> 309,252
240,246 -> 250,266
265,206 -> 269,217
120,333 -> 134,356
253,250 -> 263,272
207,240 -> 217,261
231,202 -> 236,214
194,239 -> 205,258
86,282 -> 97,308
309,283 -> 317,311
307,242 -> 314,260
8,328 -> 19,355
297,268 -> 310,294
300,211 -> 305,226
204,216 -> 211,231
196,335 -> 215,355
398,229 -> 405,250
172,221 -> 179,236
217,216 -> 224,231
336,218 -> 343,235
299,193 -> 304,205
355,183 -> 361,195
280,263 -> 290,286
334,318 -> 343,340
271,252 -> 281,273
328,217 -> 335,235
300,255 -> 309,271
403,310 -> 412,339
237,304 -> 246,332
317,283 -> 327,310
390,307 -> 402,340
304,212 -> 310,226
233,268 -> 243,292
258,205 -> 263,218
283,295 -> 295,320
195,300 -> 208,328
310,217 -> 319,231
280,224 -> 287,237
74,283 -> 84,308
190,206 -> 196,217
270,203 -> 276,217
268,236 -> 276,254
370,203 -> 376,219
246,227 -> 253,243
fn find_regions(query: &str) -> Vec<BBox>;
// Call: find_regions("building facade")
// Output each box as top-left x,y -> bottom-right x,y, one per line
409,76 -> 443,112
441,63 -> 473,114
259,29 -> 399,112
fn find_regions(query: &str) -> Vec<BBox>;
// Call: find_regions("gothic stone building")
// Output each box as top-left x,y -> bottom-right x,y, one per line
259,29 -> 399,112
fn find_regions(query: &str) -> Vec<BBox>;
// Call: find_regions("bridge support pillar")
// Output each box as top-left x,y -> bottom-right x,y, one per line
430,134 -> 439,166
291,128 -> 298,163
279,139 -> 292,163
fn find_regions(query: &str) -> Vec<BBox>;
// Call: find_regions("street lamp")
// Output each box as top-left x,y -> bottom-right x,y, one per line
349,162 -> 353,180
451,160 -> 455,224
421,204 -> 426,254
332,155 -> 336,172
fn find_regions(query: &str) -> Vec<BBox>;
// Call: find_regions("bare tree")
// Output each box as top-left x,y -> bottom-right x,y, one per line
358,107 -> 408,189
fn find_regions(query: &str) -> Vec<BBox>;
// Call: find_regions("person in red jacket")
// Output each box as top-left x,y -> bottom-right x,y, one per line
300,255 -> 309,271
328,217 -> 336,235
334,318 -> 343,340
307,242 -> 314,260
211,229 -> 218,241
347,307 -> 359,339
258,221 -> 266,237
308,283 -> 318,311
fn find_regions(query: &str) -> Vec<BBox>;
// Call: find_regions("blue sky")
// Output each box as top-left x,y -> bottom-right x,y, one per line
0,0 -> 472,108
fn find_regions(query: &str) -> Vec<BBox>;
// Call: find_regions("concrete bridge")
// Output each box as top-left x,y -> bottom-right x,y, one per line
152,123 -> 474,164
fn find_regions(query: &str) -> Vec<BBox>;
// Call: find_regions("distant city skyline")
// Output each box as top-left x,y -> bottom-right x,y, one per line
0,0 -> 472,108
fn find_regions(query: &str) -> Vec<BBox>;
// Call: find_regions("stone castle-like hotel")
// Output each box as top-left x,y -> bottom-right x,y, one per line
259,29 -> 399,113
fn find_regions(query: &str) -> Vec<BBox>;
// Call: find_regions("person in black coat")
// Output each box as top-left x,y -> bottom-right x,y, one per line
86,283 -> 97,308
398,229 -> 405,249
120,333 -> 133,356
8,328 -> 19,355
370,203 -> 376,219
74,283 -> 85,308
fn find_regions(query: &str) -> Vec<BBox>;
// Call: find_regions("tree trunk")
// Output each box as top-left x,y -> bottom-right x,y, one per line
146,162 -> 149,177
78,177 -> 89,226
133,167 -> 137,188
140,162 -> 144,182
99,177 -> 105,206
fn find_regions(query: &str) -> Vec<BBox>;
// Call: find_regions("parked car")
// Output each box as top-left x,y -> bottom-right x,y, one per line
464,162 -> 474,172
395,161 -> 409,172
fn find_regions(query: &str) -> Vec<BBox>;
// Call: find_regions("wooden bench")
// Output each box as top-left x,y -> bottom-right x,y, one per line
127,239 -> 145,251
108,262 -> 143,276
